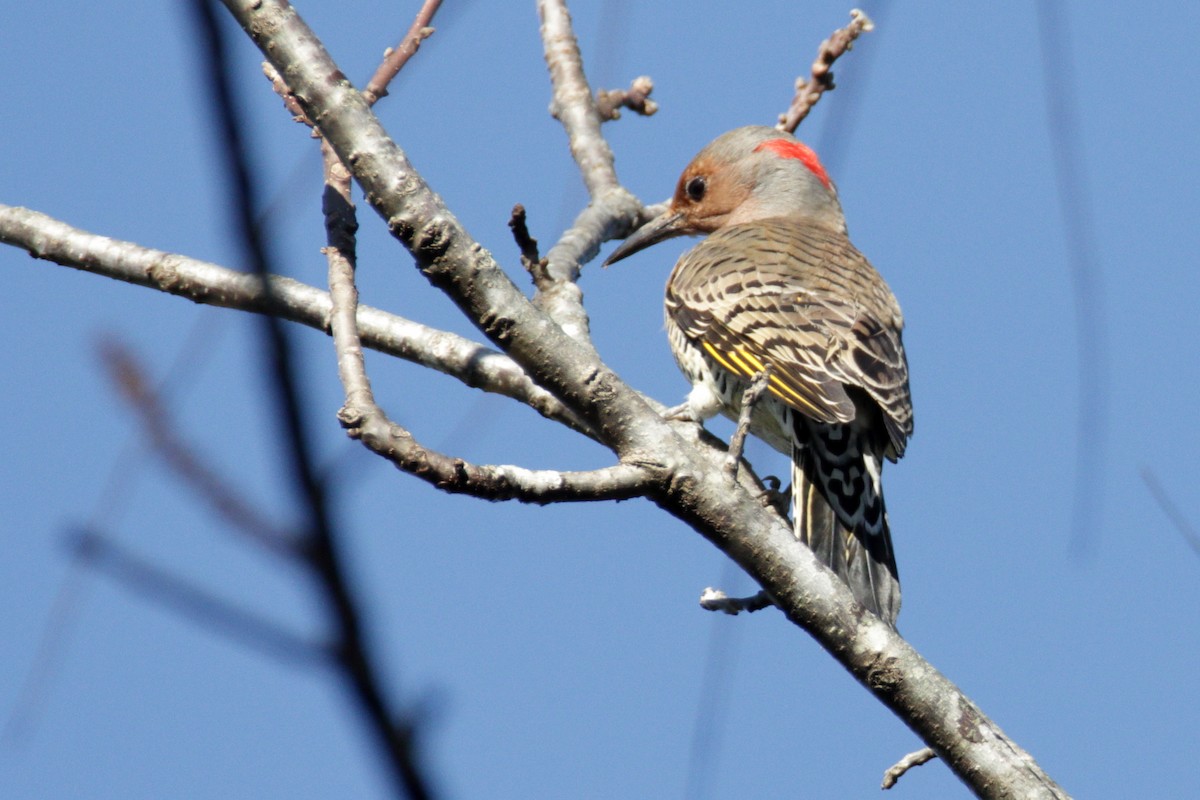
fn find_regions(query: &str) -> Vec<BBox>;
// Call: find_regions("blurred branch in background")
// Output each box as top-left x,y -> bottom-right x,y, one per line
186,0 -> 445,795
1141,468 -> 1200,561
1037,3 -> 1110,556
67,527 -> 324,667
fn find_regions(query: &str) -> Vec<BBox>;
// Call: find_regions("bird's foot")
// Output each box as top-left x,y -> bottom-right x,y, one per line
662,402 -> 701,422
756,476 -> 791,517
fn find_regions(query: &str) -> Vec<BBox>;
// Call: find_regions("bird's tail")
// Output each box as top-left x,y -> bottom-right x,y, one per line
791,437 -> 901,627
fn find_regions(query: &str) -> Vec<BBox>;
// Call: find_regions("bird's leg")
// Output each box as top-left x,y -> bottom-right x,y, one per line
662,402 -> 700,422
724,366 -> 773,478
663,380 -> 723,423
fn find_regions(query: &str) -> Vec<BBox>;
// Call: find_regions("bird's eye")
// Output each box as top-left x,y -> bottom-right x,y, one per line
685,176 -> 707,202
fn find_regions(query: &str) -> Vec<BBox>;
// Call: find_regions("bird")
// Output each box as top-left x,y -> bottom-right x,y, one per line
605,125 -> 913,626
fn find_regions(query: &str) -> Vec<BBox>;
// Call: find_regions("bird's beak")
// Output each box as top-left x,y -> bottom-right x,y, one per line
603,211 -> 687,266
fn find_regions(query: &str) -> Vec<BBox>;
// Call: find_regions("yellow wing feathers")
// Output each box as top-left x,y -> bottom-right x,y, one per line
700,341 -> 829,418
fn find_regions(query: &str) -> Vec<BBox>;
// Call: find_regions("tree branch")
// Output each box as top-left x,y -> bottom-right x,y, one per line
698,587 -> 774,615
324,177 -> 653,503
100,340 -> 298,554
776,9 -> 875,134
0,205 -> 591,437
362,0 -> 443,105
534,0 -> 644,340
190,2 -> 433,795
204,3 -> 1075,796
537,0 -> 620,197
1141,468 -> 1200,560
595,75 -> 657,121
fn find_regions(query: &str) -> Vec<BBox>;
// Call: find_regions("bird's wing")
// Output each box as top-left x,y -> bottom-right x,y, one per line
666,220 -> 913,455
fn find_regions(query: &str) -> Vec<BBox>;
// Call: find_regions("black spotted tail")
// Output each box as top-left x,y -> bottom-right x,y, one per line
791,438 -> 901,627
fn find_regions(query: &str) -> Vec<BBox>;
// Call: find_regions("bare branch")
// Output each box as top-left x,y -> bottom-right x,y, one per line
537,196 -> 641,341
699,587 -> 774,615
263,61 -> 313,127
344,411 -> 655,503
0,205 -> 590,436
100,340 -> 298,554
362,0 -> 443,105
725,367 -> 772,478
189,4 -> 433,795
70,527 -> 323,667
882,747 -> 937,789
509,203 -> 550,291
538,0 -> 620,197
595,76 -> 657,121
1037,4 -> 1110,556
325,189 -> 652,503
776,9 -> 874,134
533,0 -> 646,341
348,417 -> 652,503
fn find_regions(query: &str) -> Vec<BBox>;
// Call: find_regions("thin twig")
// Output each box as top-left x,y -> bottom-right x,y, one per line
725,367 -> 773,478
595,76 -> 657,121
327,184 -> 652,503
362,0 -> 444,105
263,61 -> 313,127
776,9 -> 874,134
69,527 -> 324,667
698,588 -> 774,615
509,204 -> 550,290
882,747 -> 937,789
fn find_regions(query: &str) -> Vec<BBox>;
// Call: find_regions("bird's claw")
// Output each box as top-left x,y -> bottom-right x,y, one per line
756,476 -> 791,517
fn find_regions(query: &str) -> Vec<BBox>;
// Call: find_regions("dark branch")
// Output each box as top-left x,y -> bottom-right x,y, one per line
509,203 -> 551,291
1037,3 -> 1109,556
192,2 -> 435,796
69,528 -> 323,667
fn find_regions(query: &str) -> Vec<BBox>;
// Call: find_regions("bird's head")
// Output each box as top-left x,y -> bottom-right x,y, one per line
604,125 -> 844,266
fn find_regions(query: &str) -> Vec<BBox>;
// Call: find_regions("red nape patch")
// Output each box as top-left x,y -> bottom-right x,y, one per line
754,138 -> 832,189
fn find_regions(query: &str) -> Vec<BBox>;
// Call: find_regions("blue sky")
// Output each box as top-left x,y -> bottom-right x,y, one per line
3,2 -> 1198,797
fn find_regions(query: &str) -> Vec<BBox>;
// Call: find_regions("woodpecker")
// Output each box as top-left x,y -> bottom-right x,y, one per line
605,126 -> 912,626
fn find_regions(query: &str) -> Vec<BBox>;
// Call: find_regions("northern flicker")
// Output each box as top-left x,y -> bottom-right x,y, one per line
605,125 -> 913,626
